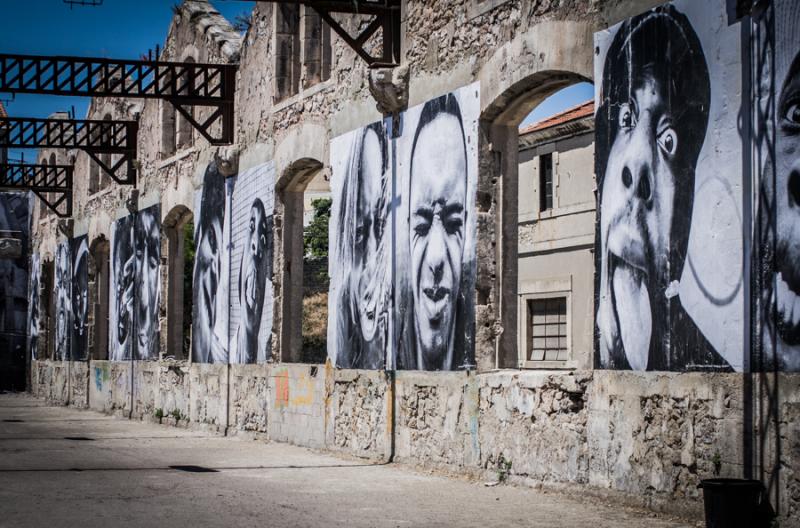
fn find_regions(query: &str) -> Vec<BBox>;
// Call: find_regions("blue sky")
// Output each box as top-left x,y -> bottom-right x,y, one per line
1,0 -> 254,162
1,1 -> 590,161
518,82 -> 594,129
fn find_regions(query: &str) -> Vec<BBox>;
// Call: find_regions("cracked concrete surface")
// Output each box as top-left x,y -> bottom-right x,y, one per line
0,394 -> 692,528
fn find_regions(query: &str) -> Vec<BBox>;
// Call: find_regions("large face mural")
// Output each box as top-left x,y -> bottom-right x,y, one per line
329,121 -> 392,369
192,162 -> 231,364
328,84 -> 479,371
71,236 -> 89,361
54,240 -> 72,360
28,252 -> 40,359
109,205 -> 161,361
229,162 -> 275,364
758,0 -> 800,371
595,0 -> 743,371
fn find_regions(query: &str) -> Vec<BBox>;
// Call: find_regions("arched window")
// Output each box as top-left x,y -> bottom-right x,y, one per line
162,206 -> 194,360
161,101 -> 177,158
89,238 -> 110,360
99,113 -> 112,189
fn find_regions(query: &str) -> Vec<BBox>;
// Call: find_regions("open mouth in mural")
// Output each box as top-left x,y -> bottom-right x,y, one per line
244,267 -> 257,311
421,286 -> 450,330
774,269 -> 800,344
609,250 -> 652,369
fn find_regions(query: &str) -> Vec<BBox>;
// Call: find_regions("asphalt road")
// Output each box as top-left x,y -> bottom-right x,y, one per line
0,393 -> 693,528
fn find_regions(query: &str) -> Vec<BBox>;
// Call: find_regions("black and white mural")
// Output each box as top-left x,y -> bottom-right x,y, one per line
71,235 -> 89,361
328,121 -> 392,369
109,205 -> 161,361
54,240 -> 72,361
594,0 -> 743,371
229,162 -> 275,364
134,206 -> 161,360
28,252 -> 40,360
328,84 -> 479,371
192,162 -> 232,363
757,0 -> 800,371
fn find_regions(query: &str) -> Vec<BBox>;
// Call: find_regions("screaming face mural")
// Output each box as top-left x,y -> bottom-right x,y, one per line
71,236 -> 89,361
55,240 -> 72,360
758,0 -> 800,371
229,162 -> 275,364
329,84 -> 479,371
595,0 -> 742,371
109,205 -> 161,361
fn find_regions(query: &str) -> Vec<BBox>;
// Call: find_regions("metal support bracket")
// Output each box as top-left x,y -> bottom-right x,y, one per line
0,116 -> 138,185
0,163 -> 73,217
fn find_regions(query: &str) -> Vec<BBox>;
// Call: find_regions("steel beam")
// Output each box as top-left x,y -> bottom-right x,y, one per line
0,163 -> 72,217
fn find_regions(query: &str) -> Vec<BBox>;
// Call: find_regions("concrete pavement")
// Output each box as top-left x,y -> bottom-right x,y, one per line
0,394 -> 693,528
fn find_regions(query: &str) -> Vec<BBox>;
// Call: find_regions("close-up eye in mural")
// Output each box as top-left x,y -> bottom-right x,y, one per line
109,215 -> 135,361
55,240 -> 72,361
229,162 -> 275,364
329,121 -> 391,370
71,236 -> 89,361
28,253 -> 40,360
594,1 -> 740,372
192,162 -> 230,364
134,205 -> 161,360
759,0 -> 800,371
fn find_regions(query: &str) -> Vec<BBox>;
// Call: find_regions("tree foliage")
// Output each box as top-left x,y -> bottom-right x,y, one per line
303,197 -> 331,259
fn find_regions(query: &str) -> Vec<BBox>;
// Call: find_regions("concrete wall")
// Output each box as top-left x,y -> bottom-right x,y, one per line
30,358 -> 800,524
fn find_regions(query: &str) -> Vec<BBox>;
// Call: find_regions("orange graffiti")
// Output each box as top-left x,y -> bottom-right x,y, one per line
275,369 -> 289,408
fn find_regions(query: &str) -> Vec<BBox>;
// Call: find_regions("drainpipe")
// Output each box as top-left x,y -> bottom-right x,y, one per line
385,111 -> 400,464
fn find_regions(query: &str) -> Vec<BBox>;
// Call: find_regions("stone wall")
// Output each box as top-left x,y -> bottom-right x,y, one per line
30,359 -> 800,523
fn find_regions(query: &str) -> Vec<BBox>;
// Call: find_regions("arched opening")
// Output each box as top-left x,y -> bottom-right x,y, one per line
48,152 -> 55,166
478,66 -> 593,371
176,57 -> 195,150
161,101 -> 177,158
162,206 -> 194,360
89,237 -> 110,360
99,114 -> 113,189
277,158 -> 330,363
40,155 -> 49,220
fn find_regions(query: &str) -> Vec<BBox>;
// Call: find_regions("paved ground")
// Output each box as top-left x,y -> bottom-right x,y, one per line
0,394 -> 693,528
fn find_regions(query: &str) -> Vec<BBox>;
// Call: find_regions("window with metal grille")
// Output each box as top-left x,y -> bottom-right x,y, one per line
528,297 -> 567,361
539,153 -> 553,212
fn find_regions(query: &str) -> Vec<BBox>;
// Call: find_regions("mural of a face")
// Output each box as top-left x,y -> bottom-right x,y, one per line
595,5 -> 711,370
29,253 -> 40,359
71,237 -> 89,360
193,165 -> 226,363
134,207 -> 160,359
55,242 -> 71,360
764,39 -> 800,369
409,98 -> 467,370
352,126 -> 389,345
237,199 -> 268,362
112,217 -> 134,360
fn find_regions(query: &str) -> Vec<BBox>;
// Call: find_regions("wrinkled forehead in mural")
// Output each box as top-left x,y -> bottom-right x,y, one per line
760,0 -> 800,371
595,1 -> 737,372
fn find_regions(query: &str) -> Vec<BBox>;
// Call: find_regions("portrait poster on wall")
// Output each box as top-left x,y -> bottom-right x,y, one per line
228,162 -> 275,364
594,0 -> 743,372
54,240 -> 71,361
70,235 -> 89,361
192,162 -> 232,364
109,204 -> 161,361
28,252 -> 40,360
328,83 -> 480,371
756,0 -> 800,372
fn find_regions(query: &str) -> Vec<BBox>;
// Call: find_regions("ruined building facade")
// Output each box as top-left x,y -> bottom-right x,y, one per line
25,0 -> 800,524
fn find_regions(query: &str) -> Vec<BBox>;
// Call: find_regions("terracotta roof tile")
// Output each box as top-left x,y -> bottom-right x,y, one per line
519,99 -> 594,136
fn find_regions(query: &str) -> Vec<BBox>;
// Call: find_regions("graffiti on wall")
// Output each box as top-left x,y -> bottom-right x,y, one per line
55,240 -> 71,360
28,252 -> 40,359
757,0 -> 800,371
328,84 -> 479,371
109,204 -> 161,361
594,0 -> 743,371
192,160 -> 276,364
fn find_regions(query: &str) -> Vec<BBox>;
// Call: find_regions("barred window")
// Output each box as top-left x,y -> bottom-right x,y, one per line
528,297 -> 567,361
